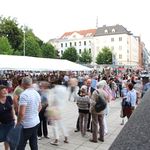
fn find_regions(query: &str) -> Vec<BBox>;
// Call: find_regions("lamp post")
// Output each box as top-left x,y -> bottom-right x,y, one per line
23,25 -> 25,56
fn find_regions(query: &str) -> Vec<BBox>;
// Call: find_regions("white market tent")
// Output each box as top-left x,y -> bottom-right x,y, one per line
0,55 -> 92,71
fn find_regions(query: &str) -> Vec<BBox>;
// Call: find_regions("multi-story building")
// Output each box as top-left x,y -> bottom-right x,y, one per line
49,29 -> 96,57
49,24 -> 142,67
142,43 -> 150,69
94,25 -> 139,66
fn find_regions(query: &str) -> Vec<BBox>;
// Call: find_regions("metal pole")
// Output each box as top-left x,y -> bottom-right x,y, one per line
23,25 -> 25,56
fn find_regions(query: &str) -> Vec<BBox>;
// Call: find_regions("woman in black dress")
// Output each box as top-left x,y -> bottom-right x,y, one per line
0,85 -> 15,150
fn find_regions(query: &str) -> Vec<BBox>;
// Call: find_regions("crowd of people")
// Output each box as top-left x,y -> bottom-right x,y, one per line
0,69 -> 150,150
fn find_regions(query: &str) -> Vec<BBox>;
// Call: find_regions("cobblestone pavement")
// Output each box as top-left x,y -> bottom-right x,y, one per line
0,98 -> 126,150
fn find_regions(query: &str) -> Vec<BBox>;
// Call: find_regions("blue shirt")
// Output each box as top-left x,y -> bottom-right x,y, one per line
126,89 -> 137,107
91,79 -> 97,89
121,88 -> 128,97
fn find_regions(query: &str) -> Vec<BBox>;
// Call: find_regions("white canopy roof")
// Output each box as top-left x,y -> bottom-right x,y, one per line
0,55 -> 92,71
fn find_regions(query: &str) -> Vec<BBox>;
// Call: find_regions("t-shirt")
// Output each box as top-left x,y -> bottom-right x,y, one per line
19,88 -> 41,128
13,86 -> 24,97
0,96 -> 14,124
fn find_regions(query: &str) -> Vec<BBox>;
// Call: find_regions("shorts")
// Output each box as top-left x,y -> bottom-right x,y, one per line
0,122 -> 15,142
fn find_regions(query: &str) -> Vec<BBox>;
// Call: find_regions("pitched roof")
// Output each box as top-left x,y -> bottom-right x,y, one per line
95,24 -> 132,36
60,29 -> 96,39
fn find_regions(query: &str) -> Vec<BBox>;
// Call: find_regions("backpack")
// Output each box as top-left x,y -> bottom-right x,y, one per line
94,90 -> 107,112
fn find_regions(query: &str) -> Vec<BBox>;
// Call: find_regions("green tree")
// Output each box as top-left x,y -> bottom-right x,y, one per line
41,43 -> 56,58
62,47 -> 78,62
19,27 -> 43,57
79,49 -> 92,63
25,35 -> 42,57
0,36 -> 13,54
96,47 -> 112,64
0,16 -> 23,52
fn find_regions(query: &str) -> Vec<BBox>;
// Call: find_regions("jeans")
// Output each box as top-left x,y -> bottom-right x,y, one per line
17,124 -> 39,150
76,112 -> 92,131
79,113 -> 89,135
38,109 -> 48,137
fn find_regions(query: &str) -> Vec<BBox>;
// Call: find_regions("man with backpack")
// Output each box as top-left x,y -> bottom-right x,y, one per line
89,81 -> 108,143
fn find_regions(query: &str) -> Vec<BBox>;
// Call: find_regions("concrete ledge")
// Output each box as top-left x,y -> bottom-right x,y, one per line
109,90 -> 150,150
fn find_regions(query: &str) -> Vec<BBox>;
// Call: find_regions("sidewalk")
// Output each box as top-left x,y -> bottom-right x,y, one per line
0,98 -> 126,150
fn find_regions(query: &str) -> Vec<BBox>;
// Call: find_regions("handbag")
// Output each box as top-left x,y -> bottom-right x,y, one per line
6,124 -> 23,150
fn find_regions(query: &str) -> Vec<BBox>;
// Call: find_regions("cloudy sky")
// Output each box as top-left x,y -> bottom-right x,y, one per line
0,0 -> 149,49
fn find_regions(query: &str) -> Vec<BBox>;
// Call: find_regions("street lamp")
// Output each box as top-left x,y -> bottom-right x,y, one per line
23,25 -> 25,56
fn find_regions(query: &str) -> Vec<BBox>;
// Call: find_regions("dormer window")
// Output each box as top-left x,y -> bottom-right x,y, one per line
73,35 -> 76,38
104,29 -> 108,33
112,28 -> 115,33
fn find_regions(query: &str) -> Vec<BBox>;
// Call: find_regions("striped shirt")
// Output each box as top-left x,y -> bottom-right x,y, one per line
76,95 -> 90,112
19,87 -> 41,128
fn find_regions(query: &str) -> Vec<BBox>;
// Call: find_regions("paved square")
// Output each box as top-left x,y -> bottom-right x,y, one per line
0,98 -> 125,150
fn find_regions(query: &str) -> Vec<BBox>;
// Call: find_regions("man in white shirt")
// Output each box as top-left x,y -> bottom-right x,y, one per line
17,76 -> 41,150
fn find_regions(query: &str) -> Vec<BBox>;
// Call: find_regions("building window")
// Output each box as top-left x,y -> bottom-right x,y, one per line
127,49 -> 129,53
74,42 -> 76,46
89,41 -> 91,45
119,54 -> 122,59
111,38 -> 114,42
84,41 -> 86,46
79,41 -> 81,46
127,58 -> 129,62
79,49 -> 81,54
127,40 -> 129,44
112,28 -> 115,33
119,46 -> 122,50
61,43 -> 63,48
104,29 -> 108,33
61,50 -> 63,55
70,42 -> 72,47
119,37 -> 122,41
65,43 -> 67,47
89,48 -> 91,53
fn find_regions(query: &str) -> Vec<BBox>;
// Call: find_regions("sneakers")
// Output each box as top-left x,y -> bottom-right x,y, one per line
50,138 -> 69,146
50,141 -> 59,146
64,137 -> 69,143
89,139 -> 98,143
50,139 -> 59,146
74,129 -> 80,132
44,136 -> 50,139
98,138 -> 104,142
38,136 -> 50,140
38,137 -> 42,140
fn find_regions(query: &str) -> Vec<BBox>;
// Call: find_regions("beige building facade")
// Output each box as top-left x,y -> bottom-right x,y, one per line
49,25 -> 142,67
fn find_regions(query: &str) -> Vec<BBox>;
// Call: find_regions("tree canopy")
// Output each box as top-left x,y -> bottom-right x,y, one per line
0,16 -> 23,52
61,47 -> 78,62
0,16 -> 57,58
0,36 -> 13,54
79,49 -> 92,63
41,43 -> 56,58
96,47 -> 112,64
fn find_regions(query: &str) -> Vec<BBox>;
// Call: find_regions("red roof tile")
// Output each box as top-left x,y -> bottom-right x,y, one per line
60,29 -> 96,39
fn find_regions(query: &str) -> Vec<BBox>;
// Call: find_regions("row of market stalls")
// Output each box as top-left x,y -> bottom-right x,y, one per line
0,55 -> 92,72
